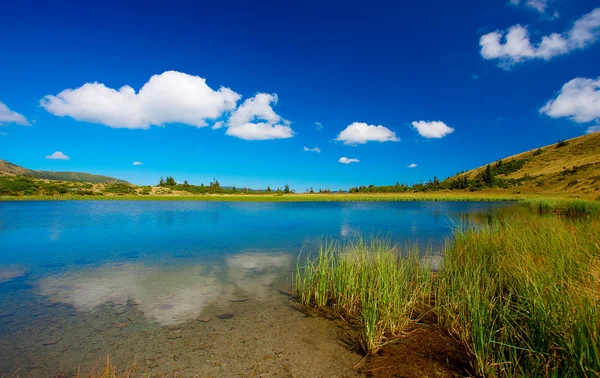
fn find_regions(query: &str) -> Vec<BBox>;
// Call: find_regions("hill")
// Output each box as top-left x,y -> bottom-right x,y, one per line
452,132 -> 600,197
0,159 -> 129,184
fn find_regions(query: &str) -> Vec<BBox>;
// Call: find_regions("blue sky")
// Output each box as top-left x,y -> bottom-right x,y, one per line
1,0 -> 599,190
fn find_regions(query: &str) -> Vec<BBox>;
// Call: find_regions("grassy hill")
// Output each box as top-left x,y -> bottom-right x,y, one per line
455,132 -> 600,198
0,159 -> 129,184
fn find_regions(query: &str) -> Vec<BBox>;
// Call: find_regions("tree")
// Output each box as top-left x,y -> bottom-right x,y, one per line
159,177 -> 165,186
266,186 -> 272,193
284,184 -> 290,194
165,176 -> 176,186
481,164 -> 495,186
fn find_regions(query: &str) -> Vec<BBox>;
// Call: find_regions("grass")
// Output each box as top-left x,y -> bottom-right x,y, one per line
436,212 -> 600,377
0,192 -> 528,202
296,207 -> 600,376
75,355 -> 144,378
295,237 -> 433,354
519,198 -> 600,218
460,131 -> 600,198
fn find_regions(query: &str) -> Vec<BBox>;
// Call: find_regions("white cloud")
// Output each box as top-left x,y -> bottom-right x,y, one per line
315,122 -> 323,130
225,93 -> 294,140
587,125 -> 600,133
304,146 -> 321,153
335,122 -> 399,145
41,71 -> 241,129
211,121 -> 224,130
480,7 -> 600,67
0,102 -> 29,126
540,77 -> 600,123
509,0 -> 553,15
339,157 -> 359,164
408,163 -> 418,168
46,151 -> 70,160
411,120 -> 455,138
133,161 -> 143,166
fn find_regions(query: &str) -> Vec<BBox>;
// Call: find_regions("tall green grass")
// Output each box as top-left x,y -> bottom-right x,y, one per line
519,198 -> 600,218
295,238 -> 433,354
296,211 -> 600,376
437,214 -> 600,376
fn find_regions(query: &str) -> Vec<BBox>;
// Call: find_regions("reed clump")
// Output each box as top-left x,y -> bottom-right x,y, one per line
520,198 -> 600,218
295,237 -> 433,354
296,210 -> 600,376
437,213 -> 600,377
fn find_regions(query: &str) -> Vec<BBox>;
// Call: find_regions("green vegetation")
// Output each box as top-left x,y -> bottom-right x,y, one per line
102,183 -> 137,195
0,192 -> 523,202
0,159 -> 128,184
0,176 -> 99,196
296,205 -> 600,376
296,238 -> 432,354
519,198 -> 600,218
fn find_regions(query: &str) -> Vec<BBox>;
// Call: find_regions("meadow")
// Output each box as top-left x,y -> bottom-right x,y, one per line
0,192 -> 552,202
296,199 -> 600,376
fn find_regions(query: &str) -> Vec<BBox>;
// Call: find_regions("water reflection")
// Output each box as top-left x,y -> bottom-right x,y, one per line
35,252 -> 293,325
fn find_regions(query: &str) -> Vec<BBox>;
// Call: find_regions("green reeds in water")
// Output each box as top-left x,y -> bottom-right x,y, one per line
295,237 -> 433,354
519,198 -> 600,218
436,213 -> 600,376
297,210 -> 600,376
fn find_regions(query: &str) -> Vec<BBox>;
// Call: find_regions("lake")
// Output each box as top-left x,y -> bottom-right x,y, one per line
0,200 -> 510,376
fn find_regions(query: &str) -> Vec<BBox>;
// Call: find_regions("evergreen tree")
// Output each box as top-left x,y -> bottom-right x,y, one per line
165,176 -> 176,186
284,184 -> 290,194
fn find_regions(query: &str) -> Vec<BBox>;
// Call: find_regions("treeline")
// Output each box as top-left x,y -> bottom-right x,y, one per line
157,177 -> 294,194
347,158 -> 529,193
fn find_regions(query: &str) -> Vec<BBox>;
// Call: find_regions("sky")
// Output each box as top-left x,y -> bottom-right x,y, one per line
1,0 -> 599,191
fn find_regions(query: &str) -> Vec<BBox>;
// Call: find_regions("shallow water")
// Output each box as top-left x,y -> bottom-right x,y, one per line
0,200 -> 510,376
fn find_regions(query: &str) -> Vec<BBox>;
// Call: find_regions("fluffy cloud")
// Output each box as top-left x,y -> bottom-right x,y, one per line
225,93 -> 294,140
315,122 -> 323,130
335,122 -> 399,145
480,7 -> 600,67
587,125 -> 600,133
408,163 -> 418,168
133,161 -> 143,166
304,146 -> 321,153
0,102 -> 29,126
211,121 -> 224,130
540,77 -> 600,125
411,121 -> 454,138
41,71 -> 240,129
46,151 -> 70,160
339,157 -> 359,164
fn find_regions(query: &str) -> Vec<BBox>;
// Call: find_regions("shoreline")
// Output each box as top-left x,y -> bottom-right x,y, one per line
0,192 -> 576,202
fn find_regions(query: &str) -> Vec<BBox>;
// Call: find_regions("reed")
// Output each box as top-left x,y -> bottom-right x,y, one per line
296,210 -> 600,376
436,213 -> 600,376
295,237 -> 433,354
519,198 -> 600,218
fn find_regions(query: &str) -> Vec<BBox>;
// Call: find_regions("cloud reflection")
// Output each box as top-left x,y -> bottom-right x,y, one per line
35,252 -> 293,325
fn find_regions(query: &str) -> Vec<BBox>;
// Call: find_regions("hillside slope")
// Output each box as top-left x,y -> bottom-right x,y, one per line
0,159 -> 129,184
458,132 -> 600,197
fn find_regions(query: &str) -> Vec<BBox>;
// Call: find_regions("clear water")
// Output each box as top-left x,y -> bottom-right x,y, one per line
0,200 -> 510,376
